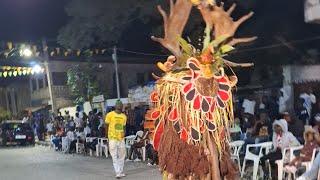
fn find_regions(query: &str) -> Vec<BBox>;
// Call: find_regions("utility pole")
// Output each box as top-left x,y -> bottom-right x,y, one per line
112,46 -> 121,99
42,38 -> 55,113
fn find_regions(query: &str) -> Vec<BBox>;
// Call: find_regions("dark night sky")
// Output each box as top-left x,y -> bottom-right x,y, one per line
0,0 -> 318,87
0,0 -> 318,61
0,0 -> 67,41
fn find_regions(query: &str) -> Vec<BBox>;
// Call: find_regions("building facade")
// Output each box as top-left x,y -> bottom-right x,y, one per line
27,57 -> 157,114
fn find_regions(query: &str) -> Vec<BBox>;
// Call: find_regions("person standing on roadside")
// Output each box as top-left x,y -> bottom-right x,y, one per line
105,100 -> 127,179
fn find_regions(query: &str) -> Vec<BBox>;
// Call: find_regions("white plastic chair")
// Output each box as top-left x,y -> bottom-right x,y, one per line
76,139 -> 85,154
241,141 -> 273,180
125,131 -> 148,161
61,137 -> 70,153
134,131 -> 149,161
125,135 -> 136,159
97,138 -> 109,158
230,140 -> 245,171
230,127 -> 242,134
85,137 -> 97,156
284,147 -> 318,179
275,146 -> 297,180
49,135 -> 55,149
301,148 -> 318,171
282,146 -> 304,180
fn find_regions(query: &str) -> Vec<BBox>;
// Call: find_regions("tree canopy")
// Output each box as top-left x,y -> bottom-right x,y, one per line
58,0 -> 320,65
58,0 -> 159,49
67,63 -> 100,104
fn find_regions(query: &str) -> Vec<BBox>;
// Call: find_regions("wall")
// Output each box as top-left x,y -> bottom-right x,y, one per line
5,81 -> 31,116
28,59 -> 156,111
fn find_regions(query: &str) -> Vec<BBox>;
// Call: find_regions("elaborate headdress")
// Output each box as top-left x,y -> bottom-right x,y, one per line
149,0 -> 256,179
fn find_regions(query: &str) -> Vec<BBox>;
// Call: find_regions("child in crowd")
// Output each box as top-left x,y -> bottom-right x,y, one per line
285,127 -> 318,173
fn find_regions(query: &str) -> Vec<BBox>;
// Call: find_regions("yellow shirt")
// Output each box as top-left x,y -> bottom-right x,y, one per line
105,111 -> 127,141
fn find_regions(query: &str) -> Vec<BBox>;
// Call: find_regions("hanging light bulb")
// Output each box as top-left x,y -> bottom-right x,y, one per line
8,71 -> 12,77
3,71 -> 7,77
13,71 -> 17,77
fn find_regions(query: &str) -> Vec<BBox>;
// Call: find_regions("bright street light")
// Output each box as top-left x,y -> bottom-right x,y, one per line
22,48 -> 32,57
32,64 -> 43,74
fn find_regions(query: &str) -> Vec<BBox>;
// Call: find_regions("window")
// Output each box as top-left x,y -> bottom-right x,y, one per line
52,72 -> 67,86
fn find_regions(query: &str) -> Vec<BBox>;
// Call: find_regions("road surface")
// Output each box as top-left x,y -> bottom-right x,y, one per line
0,145 -> 161,180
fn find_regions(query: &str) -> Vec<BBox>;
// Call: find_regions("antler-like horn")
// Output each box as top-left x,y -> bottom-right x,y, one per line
198,3 -> 256,45
151,0 -> 193,59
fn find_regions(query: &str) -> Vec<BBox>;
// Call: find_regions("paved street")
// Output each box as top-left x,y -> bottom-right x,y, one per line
0,145 -> 161,180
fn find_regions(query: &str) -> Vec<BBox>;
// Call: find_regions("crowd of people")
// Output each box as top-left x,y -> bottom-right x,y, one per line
30,102 -> 157,179
232,88 -> 320,179
19,87 -> 320,179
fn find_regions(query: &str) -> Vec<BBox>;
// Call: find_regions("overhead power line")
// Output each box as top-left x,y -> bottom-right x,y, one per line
115,36 -> 320,57
232,36 -> 320,54
117,48 -> 168,57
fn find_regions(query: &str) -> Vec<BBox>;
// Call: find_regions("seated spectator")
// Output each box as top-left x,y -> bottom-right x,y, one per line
260,119 -> 300,179
297,153 -> 320,180
67,117 -> 75,130
242,113 -> 255,136
46,121 -> 54,137
84,123 -> 91,137
313,114 -> 320,135
285,126 -> 318,174
51,128 -> 64,151
85,137 -> 99,154
230,117 -> 242,141
66,127 -> 76,153
283,112 -> 304,143
127,130 -> 149,161
146,143 -> 158,166
97,112 -> 104,130
243,112 -> 270,152
76,128 -> 86,143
